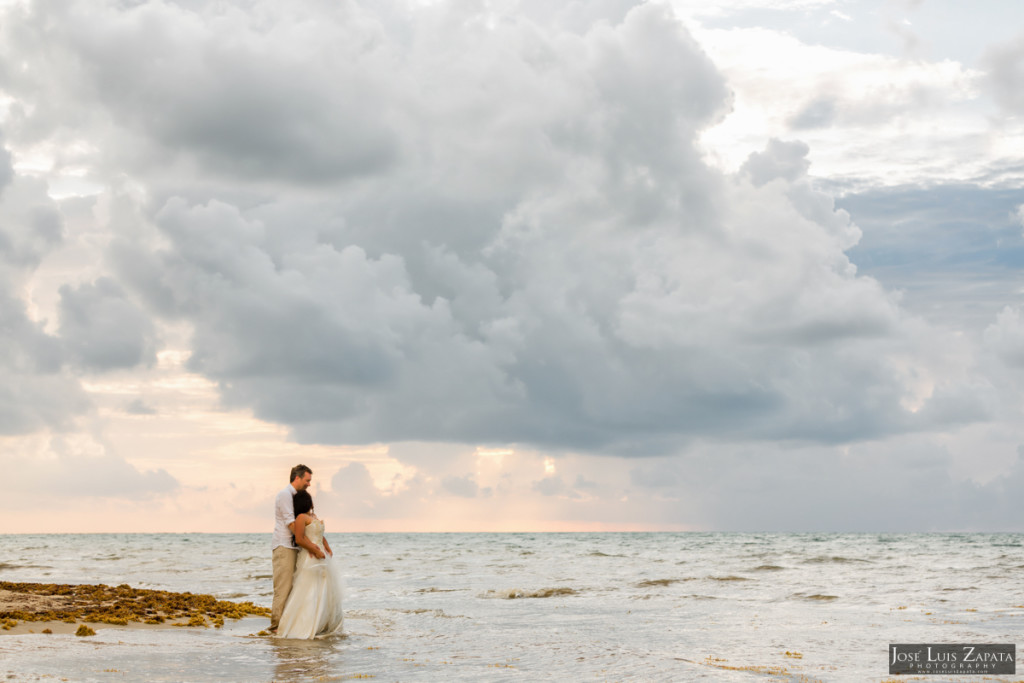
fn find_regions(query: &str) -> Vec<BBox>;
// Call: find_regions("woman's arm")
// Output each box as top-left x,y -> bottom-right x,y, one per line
293,514 -> 325,559
322,533 -> 333,557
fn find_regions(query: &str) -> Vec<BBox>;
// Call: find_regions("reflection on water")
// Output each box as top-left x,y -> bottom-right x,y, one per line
270,634 -> 347,681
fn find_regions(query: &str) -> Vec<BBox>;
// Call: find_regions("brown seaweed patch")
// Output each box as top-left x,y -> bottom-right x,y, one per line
0,589 -> 70,614
0,581 -> 269,629
75,624 -> 96,637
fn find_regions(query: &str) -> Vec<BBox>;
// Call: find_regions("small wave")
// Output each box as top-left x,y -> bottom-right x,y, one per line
415,587 -> 462,593
389,608 -> 470,619
588,551 -> 625,558
709,576 -> 751,582
636,578 -> 694,588
803,556 -> 869,564
0,562 -> 52,570
480,587 -> 578,599
791,593 -> 838,601
750,565 -> 785,571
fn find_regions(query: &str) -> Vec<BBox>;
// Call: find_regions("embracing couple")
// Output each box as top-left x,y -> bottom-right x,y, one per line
270,464 -> 345,639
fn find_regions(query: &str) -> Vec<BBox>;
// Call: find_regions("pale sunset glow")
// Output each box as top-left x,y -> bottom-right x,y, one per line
1,0 -> 1024,534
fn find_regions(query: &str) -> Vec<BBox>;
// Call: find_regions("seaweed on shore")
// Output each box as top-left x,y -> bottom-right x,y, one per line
0,581 -> 269,628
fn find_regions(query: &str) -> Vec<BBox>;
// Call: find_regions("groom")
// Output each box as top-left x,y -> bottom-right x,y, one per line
270,463 -> 313,633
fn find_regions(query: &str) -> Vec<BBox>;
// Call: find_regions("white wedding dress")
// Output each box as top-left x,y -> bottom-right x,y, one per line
276,519 -> 345,639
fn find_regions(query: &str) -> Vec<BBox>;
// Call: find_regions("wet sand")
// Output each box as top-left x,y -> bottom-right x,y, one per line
0,581 -> 270,636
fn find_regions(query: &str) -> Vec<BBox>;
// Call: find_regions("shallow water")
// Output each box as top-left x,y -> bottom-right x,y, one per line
1,532 -> 1022,681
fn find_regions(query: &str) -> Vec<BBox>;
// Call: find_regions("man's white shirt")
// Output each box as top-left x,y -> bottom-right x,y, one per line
272,484 -> 298,550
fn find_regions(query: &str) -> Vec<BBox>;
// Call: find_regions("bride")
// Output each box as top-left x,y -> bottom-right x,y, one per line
275,490 -> 345,639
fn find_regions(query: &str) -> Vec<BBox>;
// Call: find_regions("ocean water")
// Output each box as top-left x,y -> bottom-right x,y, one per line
0,532 -> 1022,682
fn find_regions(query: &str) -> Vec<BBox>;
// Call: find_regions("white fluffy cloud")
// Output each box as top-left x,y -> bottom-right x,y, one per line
693,23 -> 993,185
984,306 -> 1024,368
985,31 -> 1024,115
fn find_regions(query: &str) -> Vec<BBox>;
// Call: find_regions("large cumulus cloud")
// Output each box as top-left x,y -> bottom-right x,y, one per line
0,0 -> 991,456
0,0 -> 400,184
58,276 -> 158,371
0,131 -> 161,435
0,145 -> 90,434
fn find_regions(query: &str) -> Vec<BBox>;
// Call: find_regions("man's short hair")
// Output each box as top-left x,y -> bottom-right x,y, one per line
290,464 -> 312,482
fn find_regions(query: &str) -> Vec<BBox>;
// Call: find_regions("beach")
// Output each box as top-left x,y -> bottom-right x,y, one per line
1,532 -> 1022,681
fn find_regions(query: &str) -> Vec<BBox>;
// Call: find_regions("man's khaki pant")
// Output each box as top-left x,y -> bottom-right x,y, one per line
271,546 -> 298,630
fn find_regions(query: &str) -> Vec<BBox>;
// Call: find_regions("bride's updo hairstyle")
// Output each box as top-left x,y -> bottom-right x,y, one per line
293,490 -> 314,517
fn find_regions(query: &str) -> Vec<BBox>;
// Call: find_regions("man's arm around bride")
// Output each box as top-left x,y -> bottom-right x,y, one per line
293,512 -> 328,559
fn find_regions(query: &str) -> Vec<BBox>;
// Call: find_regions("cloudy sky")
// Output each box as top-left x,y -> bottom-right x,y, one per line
2,0 -> 1023,533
